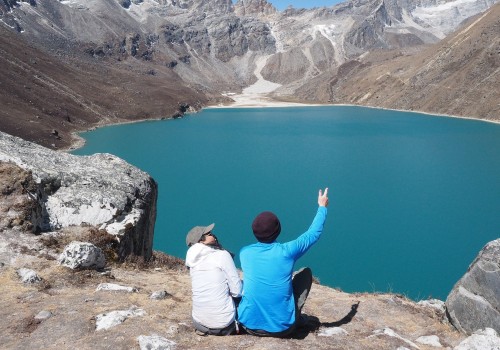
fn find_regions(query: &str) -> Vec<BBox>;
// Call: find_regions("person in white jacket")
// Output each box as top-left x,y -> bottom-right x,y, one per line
185,223 -> 242,335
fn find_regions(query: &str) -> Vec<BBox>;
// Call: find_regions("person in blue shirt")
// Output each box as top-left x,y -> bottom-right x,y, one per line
237,188 -> 329,337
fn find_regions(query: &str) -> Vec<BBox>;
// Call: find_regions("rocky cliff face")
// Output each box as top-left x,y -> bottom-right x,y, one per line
291,2 -> 500,122
0,132 -> 157,260
446,239 -> 500,335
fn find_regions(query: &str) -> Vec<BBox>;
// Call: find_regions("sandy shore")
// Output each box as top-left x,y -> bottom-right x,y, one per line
205,56 -> 500,125
209,93 -> 500,125
210,55 -> 322,109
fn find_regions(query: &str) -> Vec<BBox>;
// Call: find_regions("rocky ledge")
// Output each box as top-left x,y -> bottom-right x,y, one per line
0,131 -> 157,260
0,132 -> 499,349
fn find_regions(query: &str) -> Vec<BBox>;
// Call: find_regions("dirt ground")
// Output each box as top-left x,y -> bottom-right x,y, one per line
0,161 -> 467,349
0,227 -> 468,350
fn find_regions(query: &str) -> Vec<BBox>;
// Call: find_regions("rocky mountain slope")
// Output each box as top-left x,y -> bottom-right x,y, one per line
0,0 -> 499,148
0,22 -> 212,150
290,2 -> 500,121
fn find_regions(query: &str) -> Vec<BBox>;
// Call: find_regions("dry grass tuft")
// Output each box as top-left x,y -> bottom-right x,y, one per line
83,228 -> 120,263
12,317 -> 42,334
44,266 -> 114,289
121,250 -> 186,271
38,225 -> 185,272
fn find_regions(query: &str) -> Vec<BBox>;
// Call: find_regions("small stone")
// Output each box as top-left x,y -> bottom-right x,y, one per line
17,268 -> 42,283
370,328 -> 420,349
150,290 -> 168,300
318,327 -> 348,336
416,335 -> 442,347
95,306 -> 145,331
96,283 -> 137,293
34,310 -> 52,320
137,334 -> 176,350
417,299 -> 445,314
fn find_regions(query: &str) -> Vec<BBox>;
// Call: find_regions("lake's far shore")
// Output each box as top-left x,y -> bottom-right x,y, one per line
210,91 -> 500,125
63,92 -> 500,153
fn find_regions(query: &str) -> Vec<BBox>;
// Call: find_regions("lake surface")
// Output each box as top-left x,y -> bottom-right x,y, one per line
72,106 -> 500,300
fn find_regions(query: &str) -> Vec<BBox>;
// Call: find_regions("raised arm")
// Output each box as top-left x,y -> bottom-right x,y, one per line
283,188 -> 329,259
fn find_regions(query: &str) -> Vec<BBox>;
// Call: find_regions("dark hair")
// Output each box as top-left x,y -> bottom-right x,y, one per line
199,232 -> 218,244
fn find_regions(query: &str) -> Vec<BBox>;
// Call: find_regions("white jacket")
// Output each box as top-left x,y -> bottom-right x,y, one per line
185,243 -> 242,328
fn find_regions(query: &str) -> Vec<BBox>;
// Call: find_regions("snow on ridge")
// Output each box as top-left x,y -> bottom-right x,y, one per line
412,0 -> 498,35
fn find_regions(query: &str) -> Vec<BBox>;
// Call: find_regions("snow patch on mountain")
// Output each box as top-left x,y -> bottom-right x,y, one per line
412,0 -> 498,35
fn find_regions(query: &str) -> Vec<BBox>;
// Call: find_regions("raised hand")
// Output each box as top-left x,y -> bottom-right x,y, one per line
318,187 -> 329,207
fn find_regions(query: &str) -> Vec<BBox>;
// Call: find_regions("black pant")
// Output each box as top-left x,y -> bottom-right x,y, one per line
192,318 -> 236,336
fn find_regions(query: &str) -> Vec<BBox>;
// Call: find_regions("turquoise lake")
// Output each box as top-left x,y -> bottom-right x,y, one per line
72,106 -> 500,300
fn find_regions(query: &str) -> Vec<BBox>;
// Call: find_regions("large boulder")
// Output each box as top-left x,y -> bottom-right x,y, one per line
453,328 -> 500,350
0,132 -> 157,260
446,239 -> 500,334
58,241 -> 106,270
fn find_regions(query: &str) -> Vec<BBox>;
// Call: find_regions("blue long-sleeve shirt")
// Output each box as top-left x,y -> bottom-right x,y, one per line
237,206 -> 328,333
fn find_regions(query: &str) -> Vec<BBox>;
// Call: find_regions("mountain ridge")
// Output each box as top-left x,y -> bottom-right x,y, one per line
0,0 -> 498,149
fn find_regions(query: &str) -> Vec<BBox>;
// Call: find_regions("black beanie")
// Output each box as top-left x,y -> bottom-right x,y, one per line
252,211 -> 281,243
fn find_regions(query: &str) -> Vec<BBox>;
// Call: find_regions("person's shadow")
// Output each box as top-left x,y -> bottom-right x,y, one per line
291,301 -> 360,339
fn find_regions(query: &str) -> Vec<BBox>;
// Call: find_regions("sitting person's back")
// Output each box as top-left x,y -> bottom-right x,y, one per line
238,241 -> 302,332
185,224 -> 242,335
238,188 -> 329,337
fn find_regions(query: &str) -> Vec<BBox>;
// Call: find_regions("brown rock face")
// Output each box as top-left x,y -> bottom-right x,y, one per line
0,162 -> 37,232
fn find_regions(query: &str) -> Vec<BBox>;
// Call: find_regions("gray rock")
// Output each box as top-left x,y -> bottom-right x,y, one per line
453,328 -> 500,350
34,310 -> 52,320
58,241 -> 106,270
150,290 -> 168,300
446,239 -> 500,334
416,335 -> 442,347
0,132 -> 157,260
317,327 -> 348,336
369,328 -> 420,349
95,306 -> 146,331
17,268 -> 42,283
417,299 -> 446,314
137,334 -> 176,350
96,283 -> 137,293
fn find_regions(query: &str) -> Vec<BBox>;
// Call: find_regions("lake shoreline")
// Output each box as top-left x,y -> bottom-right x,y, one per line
64,98 -> 500,153
210,99 -> 500,125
